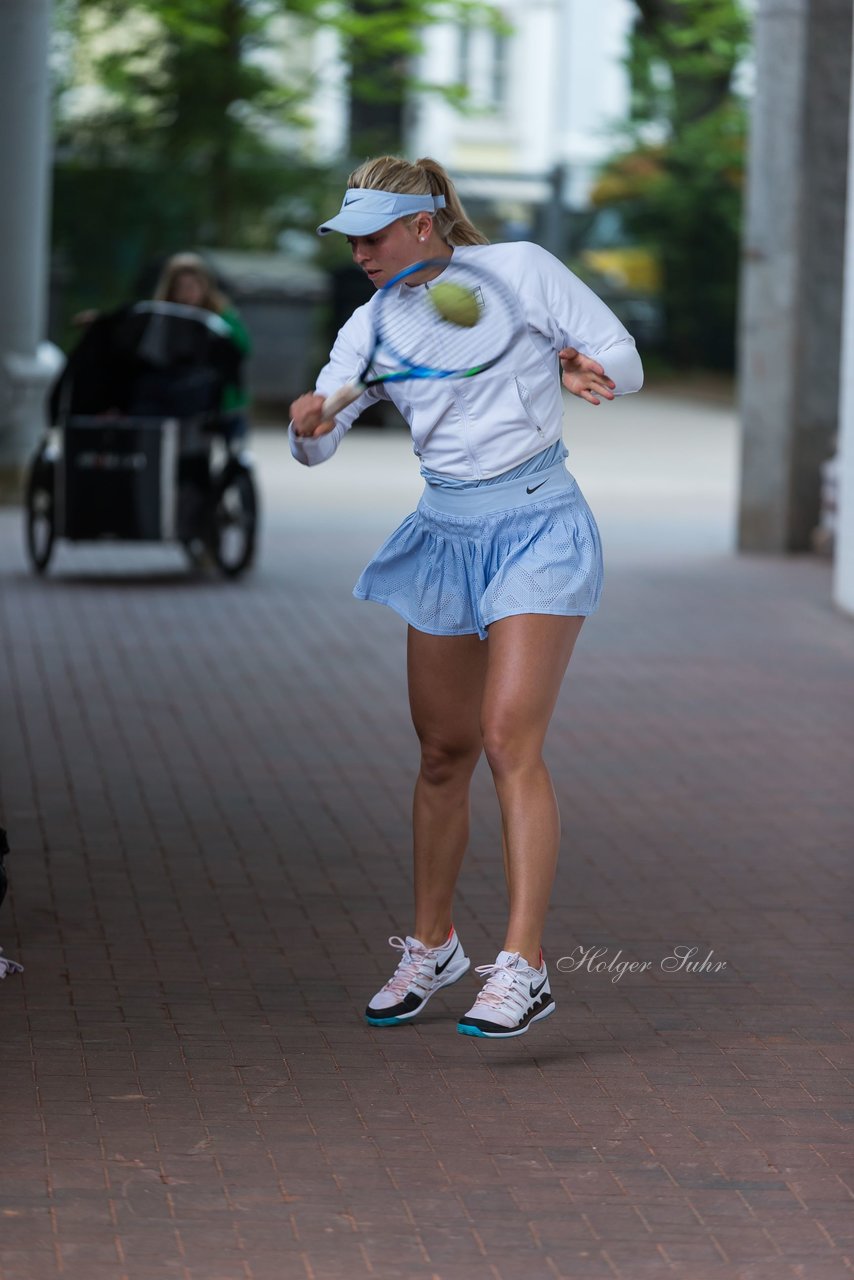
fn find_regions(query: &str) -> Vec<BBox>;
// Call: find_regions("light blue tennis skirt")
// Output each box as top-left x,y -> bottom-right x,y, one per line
353,443 -> 603,639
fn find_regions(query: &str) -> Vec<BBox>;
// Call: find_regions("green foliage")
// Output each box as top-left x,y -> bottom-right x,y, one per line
603,0 -> 751,368
51,0 -> 492,344
54,1 -> 316,262
628,0 -> 750,129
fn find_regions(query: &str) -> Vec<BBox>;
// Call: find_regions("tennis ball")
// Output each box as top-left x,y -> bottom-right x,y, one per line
429,282 -> 481,328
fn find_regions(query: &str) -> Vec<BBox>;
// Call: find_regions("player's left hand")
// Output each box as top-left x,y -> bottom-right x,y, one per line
559,348 -> 616,405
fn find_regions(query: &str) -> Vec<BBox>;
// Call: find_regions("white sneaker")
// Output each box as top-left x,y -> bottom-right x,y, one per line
457,950 -> 554,1038
365,928 -> 470,1026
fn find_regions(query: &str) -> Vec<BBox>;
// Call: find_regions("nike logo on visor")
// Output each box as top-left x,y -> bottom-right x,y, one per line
343,193 -> 364,206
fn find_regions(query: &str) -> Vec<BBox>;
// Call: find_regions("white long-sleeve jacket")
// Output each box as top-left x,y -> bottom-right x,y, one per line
290,241 -> 643,480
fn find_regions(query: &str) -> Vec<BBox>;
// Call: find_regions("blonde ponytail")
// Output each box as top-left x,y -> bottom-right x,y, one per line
347,155 -> 489,247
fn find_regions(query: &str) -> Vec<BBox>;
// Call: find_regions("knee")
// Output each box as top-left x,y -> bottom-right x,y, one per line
481,720 -> 538,779
419,736 -> 481,787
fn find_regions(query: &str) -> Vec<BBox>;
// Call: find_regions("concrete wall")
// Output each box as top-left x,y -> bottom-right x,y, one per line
833,16 -> 854,613
738,0 -> 852,552
0,0 -> 61,499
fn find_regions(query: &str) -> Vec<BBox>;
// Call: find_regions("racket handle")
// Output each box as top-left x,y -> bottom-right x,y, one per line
321,382 -> 364,419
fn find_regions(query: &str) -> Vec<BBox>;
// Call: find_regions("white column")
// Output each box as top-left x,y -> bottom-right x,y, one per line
0,0 -> 63,499
833,17 -> 854,614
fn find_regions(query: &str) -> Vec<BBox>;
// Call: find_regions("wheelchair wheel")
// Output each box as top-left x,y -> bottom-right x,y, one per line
25,448 -> 56,574
209,465 -> 257,578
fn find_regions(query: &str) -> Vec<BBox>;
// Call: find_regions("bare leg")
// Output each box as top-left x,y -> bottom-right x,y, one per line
406,627 -> 488,948
481,614 -> 585,967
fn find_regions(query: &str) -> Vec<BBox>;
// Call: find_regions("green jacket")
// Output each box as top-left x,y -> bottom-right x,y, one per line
221,307 -> 251,413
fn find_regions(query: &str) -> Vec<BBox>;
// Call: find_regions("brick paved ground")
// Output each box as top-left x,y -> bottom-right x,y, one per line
1,387 -> 853,1280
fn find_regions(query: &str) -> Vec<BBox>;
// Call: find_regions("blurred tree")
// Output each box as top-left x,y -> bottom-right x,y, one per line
597,0 -> 751,368
338,0 -> 488,156
50,0 -> 488,339
628,0 -> 748,130
344,0 -> 409,157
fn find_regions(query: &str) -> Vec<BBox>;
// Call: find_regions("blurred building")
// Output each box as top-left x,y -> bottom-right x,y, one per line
410,1 -> 634,211
293,1 -> 635,219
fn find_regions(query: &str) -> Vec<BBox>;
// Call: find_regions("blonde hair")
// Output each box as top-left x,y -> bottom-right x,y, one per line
347,156 -> 488,247
153,253 -> 229,313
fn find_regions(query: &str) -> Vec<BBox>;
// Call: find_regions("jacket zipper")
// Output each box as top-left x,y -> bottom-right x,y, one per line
515,377 -> 545,437
451,381 -> 480,478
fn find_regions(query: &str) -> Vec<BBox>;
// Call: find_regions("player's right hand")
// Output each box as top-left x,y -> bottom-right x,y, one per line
289,393 -> 336,438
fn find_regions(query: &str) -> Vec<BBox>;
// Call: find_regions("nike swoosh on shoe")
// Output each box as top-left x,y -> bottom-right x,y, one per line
435,941 -> 460,975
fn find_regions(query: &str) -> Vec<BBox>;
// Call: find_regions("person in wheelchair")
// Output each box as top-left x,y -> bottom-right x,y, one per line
153,252 -> 252,445
33,262 -> 258,576
50,278 -> 245,427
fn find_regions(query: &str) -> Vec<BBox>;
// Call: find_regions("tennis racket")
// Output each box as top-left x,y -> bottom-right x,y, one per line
321,257 -> 522,419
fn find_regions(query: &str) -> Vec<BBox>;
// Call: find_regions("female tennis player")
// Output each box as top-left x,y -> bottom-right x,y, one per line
290,156 -> 643,1039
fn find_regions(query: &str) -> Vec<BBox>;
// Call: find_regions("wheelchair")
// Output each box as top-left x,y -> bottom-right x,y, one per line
25,301 -> 259,578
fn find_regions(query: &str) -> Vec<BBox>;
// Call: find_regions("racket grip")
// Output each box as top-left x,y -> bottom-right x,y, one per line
321,383 -> 364,419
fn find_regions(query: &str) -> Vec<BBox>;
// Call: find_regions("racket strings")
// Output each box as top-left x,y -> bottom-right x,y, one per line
376,263 -> 520,377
